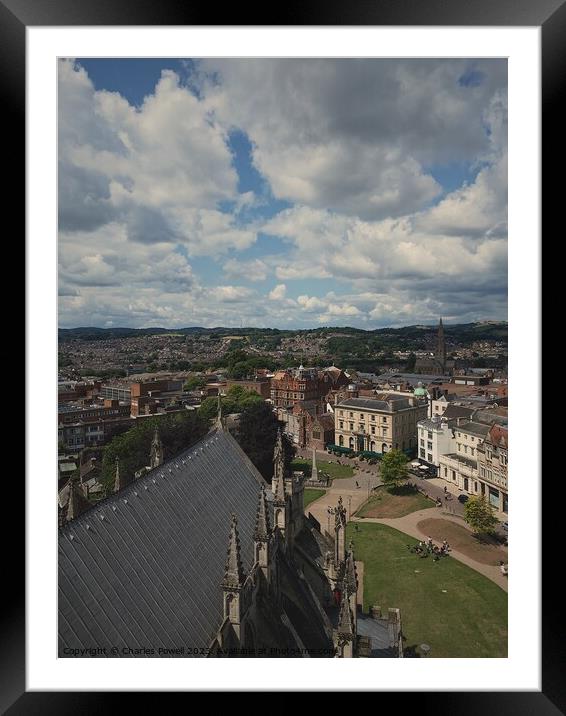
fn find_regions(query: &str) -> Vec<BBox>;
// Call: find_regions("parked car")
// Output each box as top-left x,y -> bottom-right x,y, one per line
457,494 -> 469,504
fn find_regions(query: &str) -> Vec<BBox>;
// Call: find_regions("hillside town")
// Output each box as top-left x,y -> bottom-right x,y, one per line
58,319 -> 508,659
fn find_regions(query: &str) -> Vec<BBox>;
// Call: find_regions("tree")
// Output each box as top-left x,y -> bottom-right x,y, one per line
100,411 -> 209,493
379,449 -> 409,490
183,375 -> 206,392
463,496 -> 499,535
235,402 -> 295,482
197,387 -> 262,421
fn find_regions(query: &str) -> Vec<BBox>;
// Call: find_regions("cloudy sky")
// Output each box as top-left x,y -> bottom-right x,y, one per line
58,58 -> 507,329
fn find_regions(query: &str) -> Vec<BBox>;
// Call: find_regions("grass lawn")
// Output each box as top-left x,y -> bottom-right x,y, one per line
292,458 -> 354,480
346,522 -> 507,658
304,488 -> 326,509
357,485 -> 434,518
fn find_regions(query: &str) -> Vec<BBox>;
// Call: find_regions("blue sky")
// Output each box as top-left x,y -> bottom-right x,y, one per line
58,58 -> 507,329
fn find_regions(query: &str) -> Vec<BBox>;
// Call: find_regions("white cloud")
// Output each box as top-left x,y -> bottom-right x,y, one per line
58,60 -> 255,255
201,58 -> 506,221
268,283 -> 287,300
223,258 -> 270,282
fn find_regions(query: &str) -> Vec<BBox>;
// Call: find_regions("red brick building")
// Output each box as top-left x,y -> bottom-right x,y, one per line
226,378 -> 270,399
270,366 -> 348,409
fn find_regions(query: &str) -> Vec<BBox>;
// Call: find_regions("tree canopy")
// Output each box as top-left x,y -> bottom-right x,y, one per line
463,496 -> 499,535
234,401 -> 295,482
379,449 -> 410,490
100,410 -> 209,493
197,385 -> 263,420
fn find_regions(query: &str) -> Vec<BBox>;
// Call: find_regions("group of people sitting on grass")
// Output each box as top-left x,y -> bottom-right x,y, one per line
408,537 -> 451,561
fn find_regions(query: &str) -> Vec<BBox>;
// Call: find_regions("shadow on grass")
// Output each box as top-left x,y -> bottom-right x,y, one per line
387,484 -> 421,497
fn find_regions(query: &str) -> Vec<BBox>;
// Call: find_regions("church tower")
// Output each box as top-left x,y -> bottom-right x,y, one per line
436,317 -> 446,372
150,427 -> 164,469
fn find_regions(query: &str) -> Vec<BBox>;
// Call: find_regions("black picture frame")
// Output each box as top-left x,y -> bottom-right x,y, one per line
11,0 -> 555,710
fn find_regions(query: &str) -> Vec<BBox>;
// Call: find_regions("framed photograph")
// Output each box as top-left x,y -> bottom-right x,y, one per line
12,0 -> 553,708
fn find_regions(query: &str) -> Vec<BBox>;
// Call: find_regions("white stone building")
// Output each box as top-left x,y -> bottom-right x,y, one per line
416,416 -> 456,469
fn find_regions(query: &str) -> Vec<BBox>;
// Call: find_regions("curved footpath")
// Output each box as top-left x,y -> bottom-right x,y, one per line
306,474 -> 508,592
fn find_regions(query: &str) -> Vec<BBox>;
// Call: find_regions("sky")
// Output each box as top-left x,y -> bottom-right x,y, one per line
58,58 -> 507,329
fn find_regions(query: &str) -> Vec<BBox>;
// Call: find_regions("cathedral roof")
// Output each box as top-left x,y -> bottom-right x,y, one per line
58,428 -> 266,657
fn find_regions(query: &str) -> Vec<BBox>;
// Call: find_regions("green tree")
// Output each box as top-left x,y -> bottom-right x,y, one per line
235,402 -> 295,481
197,387 -> 262,421
379,449 -> 409,490
463,496 -> 499,535
183,375 -> 206,391
100,411 -> 209,494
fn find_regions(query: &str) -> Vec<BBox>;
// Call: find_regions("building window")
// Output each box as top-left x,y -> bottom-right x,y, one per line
371,426 -> 375,434
427,442 -> 433,451
444,467 -> 447,477
452,470 -> 456,481
360,414 -> 364,419
339,421 -> 344,429
371,415 -> 375,421
349,423 -> 354,431
427,454 -> 433,463
420,449 -> 425,458
427,431 -> 433,440
420,439 -> 424,447
349,412 -> 354,418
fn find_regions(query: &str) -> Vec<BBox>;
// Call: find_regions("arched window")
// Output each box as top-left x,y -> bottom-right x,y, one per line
370,441 -> 375,451
339,434 -> 344,446
382,443 -> 388,453
349,437 -> 355,449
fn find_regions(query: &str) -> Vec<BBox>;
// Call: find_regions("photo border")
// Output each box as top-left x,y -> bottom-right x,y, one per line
11,0 -> 554,708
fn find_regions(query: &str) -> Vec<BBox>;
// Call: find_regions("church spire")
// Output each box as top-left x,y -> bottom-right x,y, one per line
66,477 -> 88,522
150,426 -> 164,469
344,543 -> 358,594
113,457 -> 126,493
437,316 -> 446,371
254,485 -> 271,541
272,428 -> 286,503
223,514 -> 245,588
338,586 -> 354,636
215,393 -> 224,431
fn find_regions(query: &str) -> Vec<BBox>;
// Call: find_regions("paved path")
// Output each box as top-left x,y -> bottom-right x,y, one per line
303,463 -> 382,537
351,507 -> 508,592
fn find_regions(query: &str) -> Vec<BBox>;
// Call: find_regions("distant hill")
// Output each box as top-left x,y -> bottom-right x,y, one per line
59,321 -> 507,344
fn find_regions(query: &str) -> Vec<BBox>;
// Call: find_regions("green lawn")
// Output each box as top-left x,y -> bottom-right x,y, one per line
357,485 -> 434,518
292,458 -> 354,480
346,522 -> 507,658
304,488 -> 326,509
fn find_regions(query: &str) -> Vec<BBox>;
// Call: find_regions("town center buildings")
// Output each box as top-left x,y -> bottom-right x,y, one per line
333,395 -> 428,454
